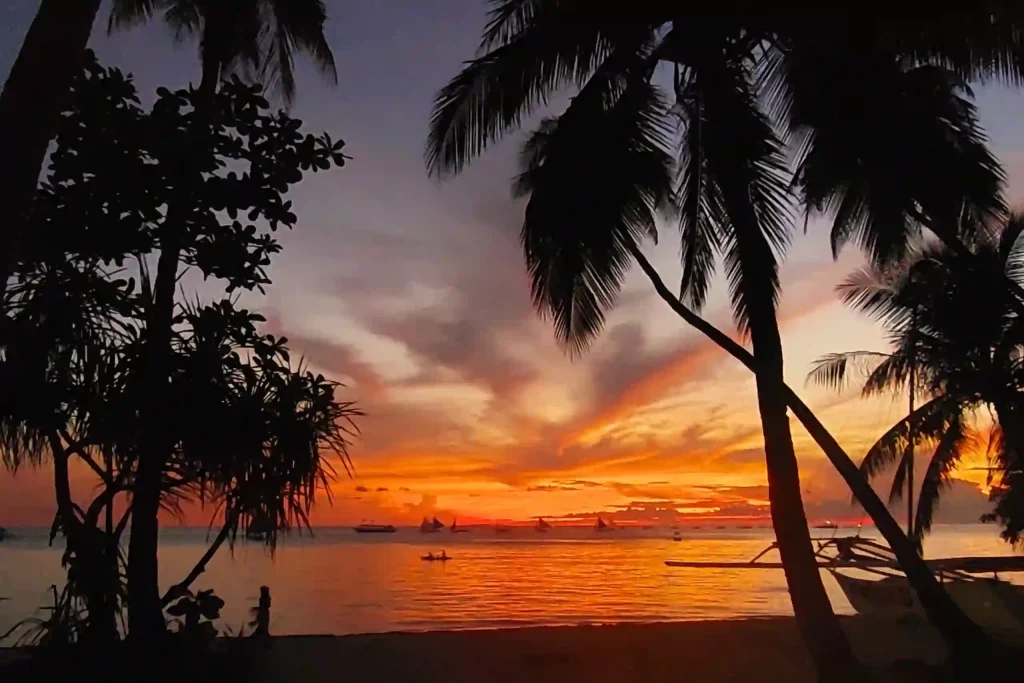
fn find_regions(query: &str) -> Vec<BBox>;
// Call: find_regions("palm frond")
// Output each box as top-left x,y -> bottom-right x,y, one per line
479,0 -> 546,50
107,0 -> 167,32
426,6 -> 648,177
880,9 -> 1024,88
887,446 -> 912,507
836,266 -> 911,328
674,80 -> 722,310
262,0 -> 337,105
805,350 -> 889,392
999,212 -> 1024,285
158,0 -> 201,45
912,415 -> 969,548
860,396 -> 953,480
793,57 -> 1005,266
512,75 -> 673,354
683,46 -> 791,333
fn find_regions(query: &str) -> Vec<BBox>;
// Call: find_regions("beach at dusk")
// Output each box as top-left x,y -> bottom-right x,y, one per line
4,2 -> 1024,681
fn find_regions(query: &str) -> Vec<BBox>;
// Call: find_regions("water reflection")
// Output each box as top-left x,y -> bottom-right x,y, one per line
0,526 -> 1016,635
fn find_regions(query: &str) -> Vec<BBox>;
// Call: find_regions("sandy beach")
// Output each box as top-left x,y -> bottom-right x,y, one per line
241,616 -> 945,683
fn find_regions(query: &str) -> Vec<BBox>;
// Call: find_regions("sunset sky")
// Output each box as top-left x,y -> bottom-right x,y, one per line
2,1 -> 1024,528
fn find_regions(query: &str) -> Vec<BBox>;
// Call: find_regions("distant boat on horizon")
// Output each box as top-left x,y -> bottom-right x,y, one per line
354,523 -> 396,534
536,517 -> 551,533
451,518 -> 469,533
815,521 -> 839,530
595,516 -> 608,532
420,516 -> 445,533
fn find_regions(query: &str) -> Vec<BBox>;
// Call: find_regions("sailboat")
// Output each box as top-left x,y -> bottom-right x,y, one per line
595,516 -> 609,532
451,518 -> 469,533
420,516 -> 445,533
535,517 -> 551,533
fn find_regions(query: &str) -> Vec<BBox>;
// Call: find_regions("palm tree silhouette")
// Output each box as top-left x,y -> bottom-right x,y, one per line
810,215 -> 1024,549
426,3 -> 1024,673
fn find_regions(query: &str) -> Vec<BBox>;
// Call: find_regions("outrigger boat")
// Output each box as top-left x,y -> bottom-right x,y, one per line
666,535 -> 1024,645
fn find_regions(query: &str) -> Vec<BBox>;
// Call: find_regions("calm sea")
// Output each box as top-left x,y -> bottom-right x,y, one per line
0,525 -> 1018,637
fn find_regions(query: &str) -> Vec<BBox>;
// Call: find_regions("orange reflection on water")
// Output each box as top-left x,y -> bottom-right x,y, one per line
1,526 -> 1015,637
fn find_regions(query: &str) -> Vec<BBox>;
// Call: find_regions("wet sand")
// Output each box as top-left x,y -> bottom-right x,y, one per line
247,616 -> 946,683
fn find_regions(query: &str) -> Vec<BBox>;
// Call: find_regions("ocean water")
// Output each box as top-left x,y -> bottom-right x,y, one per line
0,525 -> 1018,637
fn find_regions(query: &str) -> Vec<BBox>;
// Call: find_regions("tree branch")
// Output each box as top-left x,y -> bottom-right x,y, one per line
59,429 -> 111,485
160,507 -> 239,606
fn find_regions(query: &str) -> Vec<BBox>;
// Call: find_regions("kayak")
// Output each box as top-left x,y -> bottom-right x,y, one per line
421,555 -> 452,561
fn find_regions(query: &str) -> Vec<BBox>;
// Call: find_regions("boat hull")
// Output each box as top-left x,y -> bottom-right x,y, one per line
830,571 -> 1024,645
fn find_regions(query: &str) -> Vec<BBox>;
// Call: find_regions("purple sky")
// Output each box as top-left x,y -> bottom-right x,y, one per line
2,1 -> 1023,526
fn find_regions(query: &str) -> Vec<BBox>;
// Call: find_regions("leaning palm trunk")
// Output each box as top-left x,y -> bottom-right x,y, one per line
728,199 -> 863,680
627,243 -> 994,662
126,64 -> 220,647
0,0 -> 103,302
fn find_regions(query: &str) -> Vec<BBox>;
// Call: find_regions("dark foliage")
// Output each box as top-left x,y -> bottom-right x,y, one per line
0,53 -> 358,653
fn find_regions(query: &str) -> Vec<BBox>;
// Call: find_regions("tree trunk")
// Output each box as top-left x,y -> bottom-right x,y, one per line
161,509 -> 238,606
50,437 -> 119,648
0,0 -> 102,299
126,61 -> 221,656
626,242 -> 994,663
126,455 -> 164,646
733,237 -> 862,680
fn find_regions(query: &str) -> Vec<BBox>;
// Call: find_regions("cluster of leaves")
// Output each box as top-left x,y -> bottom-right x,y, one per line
808,218 -> 1024,546
0,52 -> 357,645
426,3 -> 1014,355
165,589 -> 225,642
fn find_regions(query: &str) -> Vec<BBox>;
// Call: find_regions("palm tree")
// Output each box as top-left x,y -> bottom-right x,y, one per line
105,0 -> 339,644
426,3 -> 1023,671
108,0 -> 337,103
428,5 -> 864,679
784,15 -> 1024,313
0,0 -> 123,304
809,216 -> 1024,549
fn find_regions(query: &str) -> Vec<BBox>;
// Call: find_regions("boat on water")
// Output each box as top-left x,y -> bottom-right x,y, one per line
666,536 -> 1024,645
535,517 -> 551,533
814,520 -> 839,530
419,516 -> 445,533
672,530 -> 682,542
421,552 -> 451,562
0,527 -> 8,542
354,523 -> 396,534
451,518 -> 469,533
595,516 -> 609,532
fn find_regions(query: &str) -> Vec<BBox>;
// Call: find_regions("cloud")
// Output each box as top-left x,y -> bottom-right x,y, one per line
527,484 -> 584,493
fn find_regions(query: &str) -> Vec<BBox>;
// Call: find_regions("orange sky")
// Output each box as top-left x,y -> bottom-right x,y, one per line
0,237 -> 1005,529
2,2 -> 1022,531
